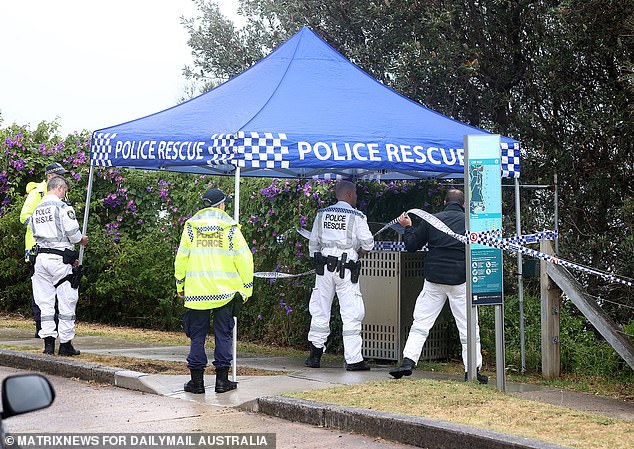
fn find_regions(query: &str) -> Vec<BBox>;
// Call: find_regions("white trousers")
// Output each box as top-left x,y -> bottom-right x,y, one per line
403,280 -> 482,371
32,254 -> 78,343
308,269 -> 365,364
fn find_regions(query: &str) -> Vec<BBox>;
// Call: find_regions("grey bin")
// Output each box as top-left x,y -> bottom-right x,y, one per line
359,250 -> 454,363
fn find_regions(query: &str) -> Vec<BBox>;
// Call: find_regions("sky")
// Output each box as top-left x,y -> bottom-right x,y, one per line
0,0 -> 242,136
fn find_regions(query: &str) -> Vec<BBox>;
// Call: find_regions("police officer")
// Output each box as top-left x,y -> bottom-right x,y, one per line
175,188 -> 254,394
389,189 -> 488,384
30,176 -> 88,356
305,180 -> 374,371
20,162 -> 69,336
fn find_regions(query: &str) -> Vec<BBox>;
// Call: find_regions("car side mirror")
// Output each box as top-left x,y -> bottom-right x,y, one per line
1,374 -> 55,419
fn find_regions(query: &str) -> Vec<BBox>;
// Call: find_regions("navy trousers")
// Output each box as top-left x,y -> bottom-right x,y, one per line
183,302 -> 234,370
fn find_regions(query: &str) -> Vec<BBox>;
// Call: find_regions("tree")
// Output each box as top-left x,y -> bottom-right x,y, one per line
182,0 -> 634,329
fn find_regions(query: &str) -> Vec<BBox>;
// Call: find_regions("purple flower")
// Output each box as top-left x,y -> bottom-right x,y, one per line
299,215 -> 307,227
10,159 -> 25,171
285,305 -> 293,315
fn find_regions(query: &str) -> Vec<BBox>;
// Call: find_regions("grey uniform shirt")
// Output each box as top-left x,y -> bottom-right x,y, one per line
30,194 -> 83,250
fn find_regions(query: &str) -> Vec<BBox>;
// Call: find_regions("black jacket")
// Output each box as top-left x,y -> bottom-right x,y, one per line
402,202 -> 466,285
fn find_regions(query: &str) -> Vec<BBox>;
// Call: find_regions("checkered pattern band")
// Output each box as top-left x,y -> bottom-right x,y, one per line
228,225 -> 236,251
185,292 -> 236,302
243,282 -> 253,289
318,206 -> 365,218
91,132 -> 117,167
186,224 -> 194,242
196,225 -> 224,233
208,134 -> 238,164
503,230 -> 558,245
501,143 -> 520,179
313,173 -> 344,180
373,241 -> 406,251
234,131 -> 290,169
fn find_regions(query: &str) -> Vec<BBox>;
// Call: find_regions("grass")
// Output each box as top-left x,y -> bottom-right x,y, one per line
0,316 -> 309,357
289,379 -> 634,449
413,359 -> 634,402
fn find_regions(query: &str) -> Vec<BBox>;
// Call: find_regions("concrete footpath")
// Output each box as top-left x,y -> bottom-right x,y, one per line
1,327 -> 633,449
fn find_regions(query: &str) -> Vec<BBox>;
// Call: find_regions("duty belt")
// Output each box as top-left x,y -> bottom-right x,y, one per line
34,247 -> 79,266
36,247 -> 70,257
312,252 -> 362,283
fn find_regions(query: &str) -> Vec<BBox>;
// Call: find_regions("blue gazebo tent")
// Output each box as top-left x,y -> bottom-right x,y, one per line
90,27 -> 520,181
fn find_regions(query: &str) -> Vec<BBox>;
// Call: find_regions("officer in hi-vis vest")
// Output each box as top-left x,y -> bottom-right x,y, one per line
30,176 -> 88,356
175,188 -> 254,394
306,180 -> 374,371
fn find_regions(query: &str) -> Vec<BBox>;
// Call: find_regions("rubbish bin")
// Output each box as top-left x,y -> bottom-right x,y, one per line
360,249 -> 453,363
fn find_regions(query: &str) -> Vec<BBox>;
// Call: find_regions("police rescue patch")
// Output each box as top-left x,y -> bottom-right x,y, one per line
67,210 -> 76,220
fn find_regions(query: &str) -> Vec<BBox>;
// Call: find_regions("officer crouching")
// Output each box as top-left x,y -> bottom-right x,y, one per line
30,176 -> 88,356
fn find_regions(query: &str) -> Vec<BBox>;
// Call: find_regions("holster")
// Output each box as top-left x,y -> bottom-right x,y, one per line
312,252 -> 326,276
55,265 -> 86,290
345,260 -> 362,284
70,265 -> 85,289
28,252 -> 36,277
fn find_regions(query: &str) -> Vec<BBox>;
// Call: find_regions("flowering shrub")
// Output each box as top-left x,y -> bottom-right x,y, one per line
0,120 -> 439,348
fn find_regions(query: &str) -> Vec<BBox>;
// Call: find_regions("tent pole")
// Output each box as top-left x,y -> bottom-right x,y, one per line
515,177 -> 526,374
78,165 -> 95,265
232,167 -> 241,383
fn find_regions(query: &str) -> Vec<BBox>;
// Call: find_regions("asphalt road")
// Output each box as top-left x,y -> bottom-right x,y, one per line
0,366 -> 415,449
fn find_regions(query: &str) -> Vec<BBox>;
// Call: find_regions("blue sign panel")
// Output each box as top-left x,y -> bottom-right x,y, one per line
465,136 -> 504,305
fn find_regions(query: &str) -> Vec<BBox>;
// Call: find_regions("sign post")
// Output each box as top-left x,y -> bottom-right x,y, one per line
464,134 -> 505,391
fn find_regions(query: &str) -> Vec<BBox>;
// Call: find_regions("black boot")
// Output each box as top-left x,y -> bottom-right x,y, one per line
346,360 -> 371,371
58,340 -> 80,356
464,369 -> 489,385
43,337 -> 55,355
215,367 -> 238,393
304,342 -> 323,368
184,369 -> 205,394
35,320 -> 41,338
389,357 -> 416,379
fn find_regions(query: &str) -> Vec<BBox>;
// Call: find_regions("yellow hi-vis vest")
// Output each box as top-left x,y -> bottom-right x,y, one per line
174,207 -> 254,310
20,180 -> 47,261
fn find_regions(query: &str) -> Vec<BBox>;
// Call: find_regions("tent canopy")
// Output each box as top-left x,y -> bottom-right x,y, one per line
91,27 -> 520,180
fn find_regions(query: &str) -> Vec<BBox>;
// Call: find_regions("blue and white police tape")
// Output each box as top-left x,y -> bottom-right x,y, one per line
254,269 -> 316,279
401,208 -> 633,288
